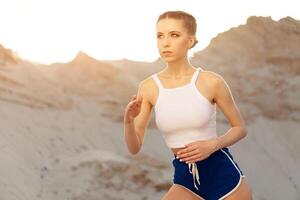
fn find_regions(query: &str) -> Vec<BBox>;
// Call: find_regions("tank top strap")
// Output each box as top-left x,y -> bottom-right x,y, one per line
152,74 -> 164,90
190,68 -> 201,84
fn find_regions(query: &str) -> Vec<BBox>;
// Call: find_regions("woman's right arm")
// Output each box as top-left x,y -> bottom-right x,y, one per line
123,80 -> 153,155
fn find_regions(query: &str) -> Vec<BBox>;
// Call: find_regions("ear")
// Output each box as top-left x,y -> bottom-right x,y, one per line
188,36 -> 196,48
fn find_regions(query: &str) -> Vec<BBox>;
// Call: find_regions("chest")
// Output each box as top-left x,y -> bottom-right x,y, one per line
149,80 -> 215,108
153,87 -> 216,133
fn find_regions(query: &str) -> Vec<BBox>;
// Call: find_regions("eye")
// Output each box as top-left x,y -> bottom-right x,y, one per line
171,33 -> 179,37
157,35 -> 162,39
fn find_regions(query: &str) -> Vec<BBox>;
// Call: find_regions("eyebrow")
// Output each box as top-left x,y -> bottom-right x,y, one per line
156,31 -> 181,34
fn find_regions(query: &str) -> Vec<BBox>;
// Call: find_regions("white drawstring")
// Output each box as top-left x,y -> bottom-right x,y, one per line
188,162 -> 201,190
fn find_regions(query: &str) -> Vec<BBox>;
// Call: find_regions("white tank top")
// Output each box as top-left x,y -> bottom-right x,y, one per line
151,67 -> 217,148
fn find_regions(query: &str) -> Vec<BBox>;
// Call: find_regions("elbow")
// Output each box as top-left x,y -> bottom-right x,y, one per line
127,142 -> 142,155
241,126 -> 248,138
125,132 -> 143,155
128,148 -> 140,155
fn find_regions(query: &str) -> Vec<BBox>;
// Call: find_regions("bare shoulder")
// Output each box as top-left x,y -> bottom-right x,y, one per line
137,75 -> 156,94
199,69 -> 230,100
202,69 -> 246,127
200,69 -> 224,85
205,70 -> 230,88
199,69 -> 226,90
136,75 -> 157,106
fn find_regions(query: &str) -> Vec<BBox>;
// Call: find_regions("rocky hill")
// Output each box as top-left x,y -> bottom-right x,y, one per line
0,16 -> 299,200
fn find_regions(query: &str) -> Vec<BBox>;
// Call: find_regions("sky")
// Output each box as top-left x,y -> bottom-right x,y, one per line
0,0 -> 299,64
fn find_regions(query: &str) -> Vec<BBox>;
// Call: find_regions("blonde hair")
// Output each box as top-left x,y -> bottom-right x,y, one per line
157,10 -> 198,48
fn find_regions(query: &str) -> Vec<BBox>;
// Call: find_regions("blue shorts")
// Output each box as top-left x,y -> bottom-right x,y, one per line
172,147 -> 246,200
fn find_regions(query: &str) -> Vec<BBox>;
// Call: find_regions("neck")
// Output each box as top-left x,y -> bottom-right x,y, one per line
164,57 -> 195,77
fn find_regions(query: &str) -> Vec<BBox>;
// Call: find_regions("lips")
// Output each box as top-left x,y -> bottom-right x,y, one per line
162,51 -> 173,54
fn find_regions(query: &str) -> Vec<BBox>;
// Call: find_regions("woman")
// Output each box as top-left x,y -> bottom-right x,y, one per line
123,10 -> 253,200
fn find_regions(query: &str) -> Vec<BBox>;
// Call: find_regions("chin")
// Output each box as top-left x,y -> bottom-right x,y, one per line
162,57 -> 179,63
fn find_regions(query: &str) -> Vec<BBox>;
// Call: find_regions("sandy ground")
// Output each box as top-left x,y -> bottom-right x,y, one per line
0,97 -> 299,200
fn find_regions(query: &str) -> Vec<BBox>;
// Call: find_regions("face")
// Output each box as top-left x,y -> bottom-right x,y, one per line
156,18 -> 195,62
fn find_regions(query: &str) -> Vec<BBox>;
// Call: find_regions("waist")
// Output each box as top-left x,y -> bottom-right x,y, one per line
170,138 -> 218,156
163,129 -> 218,149
171,147 -> 230,164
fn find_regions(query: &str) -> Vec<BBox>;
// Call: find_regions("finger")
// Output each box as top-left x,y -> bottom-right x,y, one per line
188,153 -> 211,163
134,97 -> 142,104
131,102 -> 139,109
129,102 -> 137,108
135,98 -> 141,104
184,154 -> 203,163
133,101 -> 142,108
131,94 -> 137,99
135,102 -> 141,108
129,103 -> 134,109
134,100 -> 142,107
133,100 -> 141,106
177,145 -> 197,156
133,103 -> 140,108
178,148 -> 198,160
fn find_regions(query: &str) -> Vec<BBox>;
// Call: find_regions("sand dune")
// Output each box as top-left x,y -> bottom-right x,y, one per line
0,16 -> 299,200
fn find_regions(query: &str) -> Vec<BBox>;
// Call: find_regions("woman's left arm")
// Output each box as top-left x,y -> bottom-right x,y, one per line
176,73 -> 248,163
212,73 -> 248,150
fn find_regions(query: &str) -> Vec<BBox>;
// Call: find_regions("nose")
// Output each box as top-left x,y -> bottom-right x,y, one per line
161,36 -> 171,47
